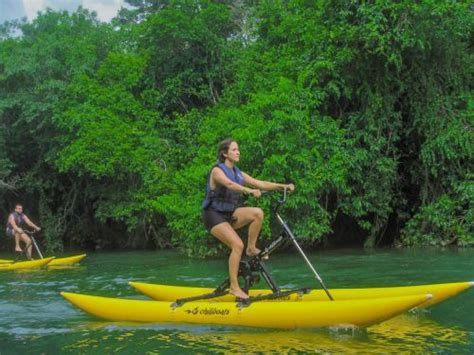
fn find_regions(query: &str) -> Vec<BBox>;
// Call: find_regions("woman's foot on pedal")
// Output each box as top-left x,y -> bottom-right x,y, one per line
246,247 -> 269,260
246,247 -> 261,257
230,287 -> 249,300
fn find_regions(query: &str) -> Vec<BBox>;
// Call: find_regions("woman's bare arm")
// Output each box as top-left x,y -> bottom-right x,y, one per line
242,172 -> 294,191
23,215 -> 40,231
212,168 -> 261,197
8,215 -> 22,233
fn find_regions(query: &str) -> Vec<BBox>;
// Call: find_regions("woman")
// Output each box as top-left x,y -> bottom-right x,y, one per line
6,204 -> 41,260
202,138 -> 295,299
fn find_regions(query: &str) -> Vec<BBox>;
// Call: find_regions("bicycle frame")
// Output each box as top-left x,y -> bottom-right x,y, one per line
173,188 -> 333,307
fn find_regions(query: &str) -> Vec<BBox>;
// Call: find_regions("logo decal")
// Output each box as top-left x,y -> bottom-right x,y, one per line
184,307 -> 230,316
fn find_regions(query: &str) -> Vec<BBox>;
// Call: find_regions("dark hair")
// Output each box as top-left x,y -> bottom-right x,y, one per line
217,138 -> 236,163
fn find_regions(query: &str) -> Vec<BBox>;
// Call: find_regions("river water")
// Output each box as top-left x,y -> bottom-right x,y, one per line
0,248 -> 473,353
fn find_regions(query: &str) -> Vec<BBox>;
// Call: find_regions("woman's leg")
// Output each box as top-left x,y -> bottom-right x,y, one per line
232,207 -> 264,256
13,232 -> 22,252
19,233 -> 32,259
210,222 -> 248,299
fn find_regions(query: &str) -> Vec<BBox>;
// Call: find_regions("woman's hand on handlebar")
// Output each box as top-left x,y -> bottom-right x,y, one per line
249,189 -> 262,198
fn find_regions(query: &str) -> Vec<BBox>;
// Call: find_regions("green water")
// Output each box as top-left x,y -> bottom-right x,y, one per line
0,248 -> 473,353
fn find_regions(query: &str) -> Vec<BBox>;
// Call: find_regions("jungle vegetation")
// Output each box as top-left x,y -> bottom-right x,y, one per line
0,0 -> 472,255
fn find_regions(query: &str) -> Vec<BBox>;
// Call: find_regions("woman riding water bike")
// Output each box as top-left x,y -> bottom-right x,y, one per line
6,204 -> 41,259
202,138 -> 294,300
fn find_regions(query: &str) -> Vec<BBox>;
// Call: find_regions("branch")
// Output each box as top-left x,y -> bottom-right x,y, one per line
0,176 -> 22,191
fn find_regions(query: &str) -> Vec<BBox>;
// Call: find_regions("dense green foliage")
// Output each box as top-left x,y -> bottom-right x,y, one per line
0,1 -> 472,255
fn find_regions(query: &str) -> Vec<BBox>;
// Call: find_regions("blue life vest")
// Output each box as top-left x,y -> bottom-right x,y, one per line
202,163 -> 245,212
7,212 -> 25,230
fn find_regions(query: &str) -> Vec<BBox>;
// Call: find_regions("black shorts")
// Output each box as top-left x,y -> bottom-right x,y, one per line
202,209 -> 236,232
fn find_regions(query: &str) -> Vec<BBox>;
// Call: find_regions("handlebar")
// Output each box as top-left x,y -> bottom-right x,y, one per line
275,187 -> 289,214
278,187 -> 288,204
252,187 -> 290,213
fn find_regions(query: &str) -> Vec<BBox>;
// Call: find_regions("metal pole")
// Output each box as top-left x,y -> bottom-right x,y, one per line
276,213 -> 334,301
31,236 -> 44,259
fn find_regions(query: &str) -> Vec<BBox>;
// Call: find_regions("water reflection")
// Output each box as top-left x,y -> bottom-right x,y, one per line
59,314 -> 470,353
46,265 -> 85,271
368,314 -> 469,352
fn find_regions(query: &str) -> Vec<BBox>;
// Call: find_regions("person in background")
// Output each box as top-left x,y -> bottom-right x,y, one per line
6,204 -> 41,259
202,138 -> 295,299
